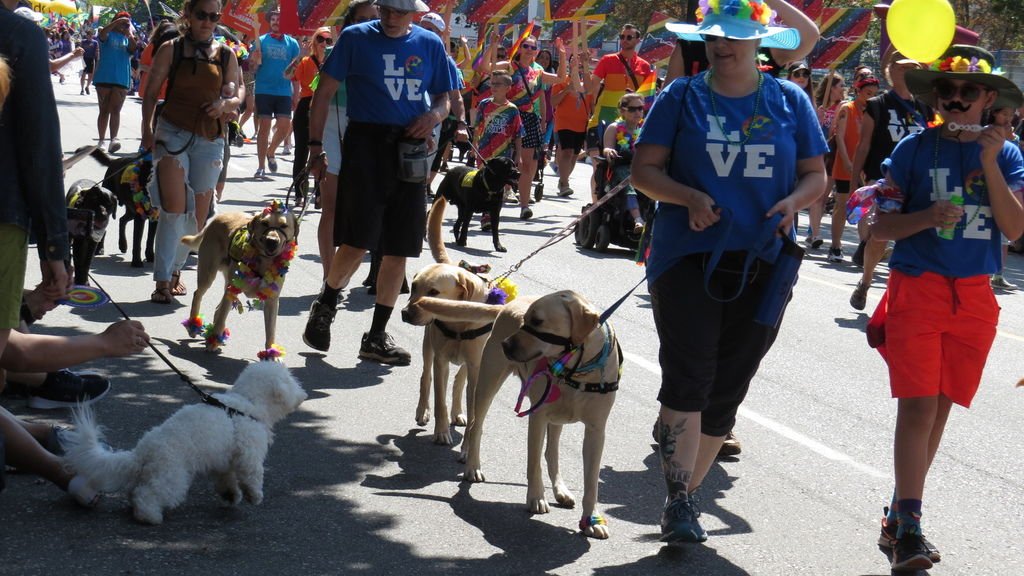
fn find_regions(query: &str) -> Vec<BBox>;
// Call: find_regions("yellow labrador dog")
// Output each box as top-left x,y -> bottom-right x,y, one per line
413,290 -> 621,539
181,203 -> 298,353
400,198 -> 498,444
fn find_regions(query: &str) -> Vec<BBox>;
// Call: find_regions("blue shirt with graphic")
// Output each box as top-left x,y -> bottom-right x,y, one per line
637,73 -> 828,283
255,34 -> 300,97
321,21 -> 458,127
881,128 -> 1024,278
94,31 -> 131,88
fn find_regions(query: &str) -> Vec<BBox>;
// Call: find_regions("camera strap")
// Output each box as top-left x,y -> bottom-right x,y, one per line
702,209 -> 783,303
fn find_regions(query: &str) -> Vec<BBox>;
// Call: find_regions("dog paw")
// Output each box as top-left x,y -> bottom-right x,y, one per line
433,431 -> 454,446
583,523 -> 610,539
553,486 -> 576,509
528,496 -> 550,515
219,488 -> 243,506
462,467 -> 485,483
451,413 -> 467,427
119,239 -> 128,253
243,488 -> 263,505
133,506 -> 164,525
415,406 -> 430,427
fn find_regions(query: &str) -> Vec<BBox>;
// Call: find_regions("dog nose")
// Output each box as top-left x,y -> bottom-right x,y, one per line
501,339 -> 515,356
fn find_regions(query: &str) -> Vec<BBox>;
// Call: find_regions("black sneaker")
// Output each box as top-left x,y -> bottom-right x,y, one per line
852,240 -> 866,267
850,281 -> 869,311
891,533 -> 933,571
827,247 -> 844,263
358,332 -> 411,366
303,299 -> 337,352
660,494 -> 708,543
27,370 -> 110,410
878,508 -> 941,563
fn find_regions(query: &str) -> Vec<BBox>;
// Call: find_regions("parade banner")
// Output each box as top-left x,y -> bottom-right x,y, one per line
220,0 -> 263,34
808,8 -> 873,70
299,0 -> 349,31
549,18 -> 608,50
428,0 -> 529,25
545,0 -> 615,21
638,11 -> 677,71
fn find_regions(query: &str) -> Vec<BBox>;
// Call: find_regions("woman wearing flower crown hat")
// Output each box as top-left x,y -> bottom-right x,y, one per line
867,44 -> 1024,572
631,0 -> 828,544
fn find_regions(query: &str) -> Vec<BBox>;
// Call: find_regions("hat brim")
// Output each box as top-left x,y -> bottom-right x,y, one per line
375,0 -> 430,12
906,69 -> 1024,110
666,17 -> 800,50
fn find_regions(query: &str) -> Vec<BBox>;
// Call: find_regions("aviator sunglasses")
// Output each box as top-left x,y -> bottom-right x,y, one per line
621,105 -> 644,112
933,80 -> 988,103
193,9 -> 221,22
316,35 -> 333,44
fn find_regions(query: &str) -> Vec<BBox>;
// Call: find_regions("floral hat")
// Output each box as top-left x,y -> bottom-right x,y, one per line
665,0 -> 801,50
905,45 -> 1023,110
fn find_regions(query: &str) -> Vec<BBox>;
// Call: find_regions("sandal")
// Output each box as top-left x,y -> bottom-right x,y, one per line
170,272 -> 187,296
151,284 -> 174,304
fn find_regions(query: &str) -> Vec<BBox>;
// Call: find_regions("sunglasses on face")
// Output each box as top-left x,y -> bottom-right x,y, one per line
621,105 -> 644,112
193,10 -> 221,22
791,70 -> 810,78
620,34 -> 636,40
933,80 -> 988,103
520,44 -> 538,51
316,35 -> 333,44
701,34 -> 736,43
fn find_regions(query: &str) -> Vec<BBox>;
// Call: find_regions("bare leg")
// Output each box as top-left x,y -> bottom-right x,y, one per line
518,151 -> 538,209
256,117 -> 273,170
318,173 -> 339,278
107,87 -> 127,140
375,255 -> 406,308
0,404 -> 73,489
324,244 -> 367,291
96,86 -> 111,142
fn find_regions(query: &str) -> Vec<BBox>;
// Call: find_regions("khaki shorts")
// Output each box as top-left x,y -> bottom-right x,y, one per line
0,224 -> 28,329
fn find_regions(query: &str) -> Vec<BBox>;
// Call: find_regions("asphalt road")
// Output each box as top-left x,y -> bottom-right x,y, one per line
2,79 -> 1022,576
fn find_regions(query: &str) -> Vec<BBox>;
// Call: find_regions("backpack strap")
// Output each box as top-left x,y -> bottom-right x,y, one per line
163,38 -> 185,102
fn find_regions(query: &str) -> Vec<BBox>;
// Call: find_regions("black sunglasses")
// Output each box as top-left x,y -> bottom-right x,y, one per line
193,9 -> 221,23
621,105 -> 644,112
520,44 -> 538,50
701,34 -> 736,43
316,36 -> 333,44
620,34 -> 636,40
933,80 -> 988,103
791,69 -> 810,78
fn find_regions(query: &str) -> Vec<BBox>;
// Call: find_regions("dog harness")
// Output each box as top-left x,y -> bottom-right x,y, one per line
460,168 -> 500,200
433,320 -> 494,341
514,324 -> 621,417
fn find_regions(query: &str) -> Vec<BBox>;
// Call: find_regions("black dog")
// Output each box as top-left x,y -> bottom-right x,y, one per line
432,156 -> 519,253
66,180 -> 118,286
84,147 -> 157,268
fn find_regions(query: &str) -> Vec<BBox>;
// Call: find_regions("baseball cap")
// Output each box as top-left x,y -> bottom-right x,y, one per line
419,12 -> 445,32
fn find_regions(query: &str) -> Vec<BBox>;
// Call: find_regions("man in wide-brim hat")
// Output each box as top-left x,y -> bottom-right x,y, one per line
867,43 -> 1024,573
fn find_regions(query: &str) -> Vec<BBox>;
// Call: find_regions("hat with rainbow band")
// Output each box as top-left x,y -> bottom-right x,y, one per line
666,0 -> 801,50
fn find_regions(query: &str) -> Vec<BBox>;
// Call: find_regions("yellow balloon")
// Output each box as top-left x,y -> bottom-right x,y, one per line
887,0 -> 956,63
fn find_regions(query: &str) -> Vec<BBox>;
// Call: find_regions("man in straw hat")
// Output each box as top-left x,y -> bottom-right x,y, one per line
633,0 -> 827,545
868,44 -> 1024,572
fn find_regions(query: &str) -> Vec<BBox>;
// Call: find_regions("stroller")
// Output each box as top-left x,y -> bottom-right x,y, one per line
574,150 -> 653,254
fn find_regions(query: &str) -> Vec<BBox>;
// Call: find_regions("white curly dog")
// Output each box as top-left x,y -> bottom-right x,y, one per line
64,361 -> 307,524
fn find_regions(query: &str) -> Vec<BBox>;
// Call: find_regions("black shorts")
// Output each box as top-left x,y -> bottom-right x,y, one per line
83,58 -> 95,74
336,122 -> 427,257
255,94 -> 292,118
431,117 -> 458,172
835,179 -> 851,195
649,252 -> 785,436
521,111 -> 542,149
557,129 -> 586,154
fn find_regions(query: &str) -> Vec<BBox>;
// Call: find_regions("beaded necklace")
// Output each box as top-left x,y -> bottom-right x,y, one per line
932,129 -> 983,231
707,69 -> 764,147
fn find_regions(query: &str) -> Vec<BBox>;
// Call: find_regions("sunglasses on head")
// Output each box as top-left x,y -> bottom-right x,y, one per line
316,35 -> 333,44
620,34 -> 636,40
193,9 -> 221,22
621,105 -> 644,112
933,80 -> 988,103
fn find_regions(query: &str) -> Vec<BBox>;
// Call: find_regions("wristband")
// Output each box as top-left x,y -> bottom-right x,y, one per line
308,140 -> 323,147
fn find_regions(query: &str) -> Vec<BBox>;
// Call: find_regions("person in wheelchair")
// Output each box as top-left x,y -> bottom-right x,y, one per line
602,92 -> 647,234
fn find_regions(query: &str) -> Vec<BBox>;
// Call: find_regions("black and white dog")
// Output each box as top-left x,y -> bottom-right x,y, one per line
66,180 -> 118,286
431,156 -> 519,253
83,146 -> 156,268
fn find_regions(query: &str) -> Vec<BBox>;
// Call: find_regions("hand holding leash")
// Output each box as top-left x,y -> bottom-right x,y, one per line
765,195 -> 798,235
688,192 -> 720,232
306,151 -> 326,182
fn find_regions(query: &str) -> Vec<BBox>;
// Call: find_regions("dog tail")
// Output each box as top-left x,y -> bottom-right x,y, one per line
88,146 -> 114,167
180,228 -> 207,251
63,405 -> 140,493
427,195 -> 451,264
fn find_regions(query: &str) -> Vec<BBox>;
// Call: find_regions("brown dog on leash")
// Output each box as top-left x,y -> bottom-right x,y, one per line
180,202 -> 298,354
405,290 -> 622,539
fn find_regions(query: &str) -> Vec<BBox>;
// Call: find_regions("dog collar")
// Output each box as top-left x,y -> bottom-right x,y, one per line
203,395 -> 258,421
433,320 -> 494,341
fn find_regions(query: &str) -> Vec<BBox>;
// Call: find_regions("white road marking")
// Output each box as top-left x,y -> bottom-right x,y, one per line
621,350 -> 888,479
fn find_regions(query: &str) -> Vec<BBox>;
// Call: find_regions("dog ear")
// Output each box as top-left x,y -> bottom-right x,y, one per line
457,271 -> 478,301
564,292 -> 601,346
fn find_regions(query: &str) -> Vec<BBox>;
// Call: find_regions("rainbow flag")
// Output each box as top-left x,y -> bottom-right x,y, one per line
299,0 -> 349,31
549,19 -> 609,50
807,8 -> 873,70
427,0 -> 529,25
509,20 -> 537,60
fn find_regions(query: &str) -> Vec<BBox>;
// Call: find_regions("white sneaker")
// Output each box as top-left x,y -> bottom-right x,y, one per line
107,139 -> 121,154
281,145 -> 291,156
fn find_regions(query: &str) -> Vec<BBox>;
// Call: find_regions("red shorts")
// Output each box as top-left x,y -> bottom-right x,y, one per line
882,270 -> 999,407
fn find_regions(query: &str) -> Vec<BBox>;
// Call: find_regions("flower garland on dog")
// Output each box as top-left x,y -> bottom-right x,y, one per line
457,259 -> 518,305
121,155 -> 158,221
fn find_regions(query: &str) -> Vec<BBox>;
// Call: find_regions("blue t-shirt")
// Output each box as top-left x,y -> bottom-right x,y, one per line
637,73 -> 828,283
80,38 -> 98,60
94,31 -> 131,88
321,21 -> 459,127
255,34 -> 300,97
882,128 -> 1024,278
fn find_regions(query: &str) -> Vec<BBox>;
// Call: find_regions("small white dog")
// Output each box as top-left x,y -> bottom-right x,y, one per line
64,362 -> 307,524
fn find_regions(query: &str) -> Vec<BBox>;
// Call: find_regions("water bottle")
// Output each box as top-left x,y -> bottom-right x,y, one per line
755,234 -> 804,329
936,189 -> 964,240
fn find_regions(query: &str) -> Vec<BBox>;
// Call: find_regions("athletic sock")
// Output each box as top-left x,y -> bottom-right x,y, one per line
886,492 -> 899,525
369,303 -> 393,336
896,498 -> 922,538
318,284 -> 342,307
